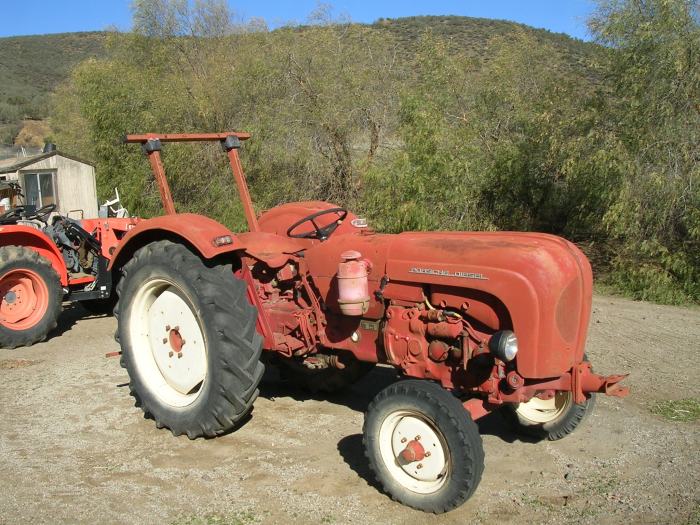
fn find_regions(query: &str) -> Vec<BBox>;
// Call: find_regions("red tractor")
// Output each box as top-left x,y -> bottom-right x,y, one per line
110,132 -> 629,513
0,200 -> 138,348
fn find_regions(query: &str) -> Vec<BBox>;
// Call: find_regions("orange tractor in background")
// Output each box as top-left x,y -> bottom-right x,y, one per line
106,132 -> 629,513
0,194 -> 137,348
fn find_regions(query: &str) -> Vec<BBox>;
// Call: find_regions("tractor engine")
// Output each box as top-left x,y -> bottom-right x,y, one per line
249,259 -> 319,358
381,303 -> 498,391
43,217 -> 101,276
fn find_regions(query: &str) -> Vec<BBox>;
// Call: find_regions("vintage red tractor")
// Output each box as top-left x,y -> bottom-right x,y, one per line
0,201 -> 138,348
110,132 -> 629,513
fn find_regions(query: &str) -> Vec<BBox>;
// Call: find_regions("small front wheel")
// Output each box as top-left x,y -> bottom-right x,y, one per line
363,380 -> 484,513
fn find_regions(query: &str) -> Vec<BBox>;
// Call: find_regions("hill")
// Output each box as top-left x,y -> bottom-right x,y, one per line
373,15 -> 596,73
0,32 -> 106,141
0,16 -> 598,144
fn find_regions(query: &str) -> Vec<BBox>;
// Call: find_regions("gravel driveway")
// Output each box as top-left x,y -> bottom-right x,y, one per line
0,295 -> 698,524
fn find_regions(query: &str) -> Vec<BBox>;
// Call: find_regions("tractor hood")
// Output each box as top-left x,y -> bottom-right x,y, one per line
303,229 -> 593,379
384,231 -> 593,379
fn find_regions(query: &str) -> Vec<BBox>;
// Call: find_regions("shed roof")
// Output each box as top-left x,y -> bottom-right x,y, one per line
0,151 -> 95,174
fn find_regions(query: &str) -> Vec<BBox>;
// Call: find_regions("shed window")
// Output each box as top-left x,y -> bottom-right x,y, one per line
24,172 -> 56,208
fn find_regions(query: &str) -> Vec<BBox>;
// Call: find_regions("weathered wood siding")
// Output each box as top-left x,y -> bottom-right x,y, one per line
16,155 -> 98,217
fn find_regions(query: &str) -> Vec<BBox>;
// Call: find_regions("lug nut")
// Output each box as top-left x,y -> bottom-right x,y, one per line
162,338 -> 168,344
416,464 -> 423,469
168,351 -> 173,357
401,437 -> 407,443
415,435 -> 421,440
165,325 -> 171,331
425,451 -> 431,457
177,352 -> 183,359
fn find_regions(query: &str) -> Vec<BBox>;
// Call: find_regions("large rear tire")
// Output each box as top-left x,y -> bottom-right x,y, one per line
115,240 -> 264,439
0,246 -> 62,348
363,380 -> 484,513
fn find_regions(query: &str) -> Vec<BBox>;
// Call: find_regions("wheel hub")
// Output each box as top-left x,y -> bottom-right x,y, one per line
134,282 -> 207,402
0,269 -> 47,329
515,391 -> 573,423
379,411 -> 449,493
399,439 -> 426,463
167,326 -> 185,355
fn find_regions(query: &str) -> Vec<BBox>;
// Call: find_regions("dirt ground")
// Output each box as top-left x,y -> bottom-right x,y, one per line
0,294 -> 698,525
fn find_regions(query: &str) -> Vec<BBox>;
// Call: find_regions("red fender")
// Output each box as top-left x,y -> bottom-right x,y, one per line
108,213 -> 245,271
0,225 -> 69,286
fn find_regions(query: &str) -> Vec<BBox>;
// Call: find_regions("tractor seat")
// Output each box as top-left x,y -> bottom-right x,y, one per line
237,231 -> 306,268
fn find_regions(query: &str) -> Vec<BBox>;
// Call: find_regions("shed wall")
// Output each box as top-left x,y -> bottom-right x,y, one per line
16,156 -> 98,217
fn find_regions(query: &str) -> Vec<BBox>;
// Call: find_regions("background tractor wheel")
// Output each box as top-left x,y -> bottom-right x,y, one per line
277,354 -> 375,393
115,240 -> 264,439
504,354 -> 596,441
363,380 -> 484,513
504,390 -> 596,441
0,246 -> 63,348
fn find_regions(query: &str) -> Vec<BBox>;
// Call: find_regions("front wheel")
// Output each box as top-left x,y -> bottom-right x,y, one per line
115,240 -> 264,439
0,246 -> 63,348
363,380 -> 484,513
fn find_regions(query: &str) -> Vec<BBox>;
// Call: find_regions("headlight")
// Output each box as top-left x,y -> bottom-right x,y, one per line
488,330 -> 518,362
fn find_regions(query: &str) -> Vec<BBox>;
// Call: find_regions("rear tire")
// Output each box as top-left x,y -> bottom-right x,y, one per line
363,380 -> 484,513
0,246 -> 62,348
115,240 -> 264,439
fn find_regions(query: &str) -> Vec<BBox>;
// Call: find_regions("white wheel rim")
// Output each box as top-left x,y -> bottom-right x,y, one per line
515,391 -> 573,424
378,410 -> 449,494
129,278 -> 207,407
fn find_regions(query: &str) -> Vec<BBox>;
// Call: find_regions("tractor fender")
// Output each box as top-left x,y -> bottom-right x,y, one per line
108,213 -> 245,271
0,225 -> 69,286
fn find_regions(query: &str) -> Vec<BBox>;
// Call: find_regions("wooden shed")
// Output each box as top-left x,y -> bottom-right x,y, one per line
0,149 -> 98,218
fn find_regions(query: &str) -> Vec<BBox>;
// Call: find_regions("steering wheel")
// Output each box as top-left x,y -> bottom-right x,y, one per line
26,204 -> 57,223
0,205 -> 24,224
286,208 -> 348,240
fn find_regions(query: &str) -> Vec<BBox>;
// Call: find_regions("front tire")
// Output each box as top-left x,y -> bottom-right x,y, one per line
115,240 -> 264,439
363,380 -> 484,513
0,246 -> 63,348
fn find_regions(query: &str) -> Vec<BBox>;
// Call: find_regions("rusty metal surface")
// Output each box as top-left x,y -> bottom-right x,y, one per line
107,213 -> 244,271
124,132 -> 251,143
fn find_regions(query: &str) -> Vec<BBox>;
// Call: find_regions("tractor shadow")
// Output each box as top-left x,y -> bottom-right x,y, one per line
259,363 -> 538,489
258,363 -> 400,414
48,302 -> 84,340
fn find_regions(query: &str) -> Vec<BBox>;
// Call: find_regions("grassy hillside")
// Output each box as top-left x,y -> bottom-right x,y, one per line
0,17 -> 597,144
0,32 -> 106,141
373,15 -> 596,74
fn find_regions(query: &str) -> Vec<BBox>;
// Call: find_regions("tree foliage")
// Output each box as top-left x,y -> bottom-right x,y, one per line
50,0 -> 700,304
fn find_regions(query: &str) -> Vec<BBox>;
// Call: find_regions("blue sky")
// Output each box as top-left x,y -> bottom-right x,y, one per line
0,1 -> 596,40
